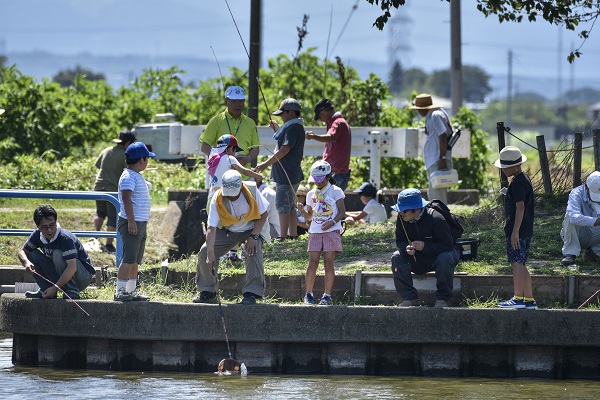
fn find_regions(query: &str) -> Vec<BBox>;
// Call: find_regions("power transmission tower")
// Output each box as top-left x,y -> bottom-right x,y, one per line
387,9 -> 412,75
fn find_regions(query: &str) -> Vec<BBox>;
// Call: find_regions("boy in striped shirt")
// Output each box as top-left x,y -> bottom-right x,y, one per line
114,142 -> 155,301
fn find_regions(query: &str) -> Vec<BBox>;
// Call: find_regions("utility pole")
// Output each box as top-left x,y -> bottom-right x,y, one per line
507,50 -> 513,129
450,0 -> 463,115
248,0 -> 261,125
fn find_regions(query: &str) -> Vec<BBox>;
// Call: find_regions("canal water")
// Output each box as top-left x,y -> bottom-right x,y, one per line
1,333 -> 600,399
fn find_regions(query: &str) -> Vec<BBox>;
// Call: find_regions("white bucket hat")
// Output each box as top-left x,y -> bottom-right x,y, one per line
494,146 -> 527,168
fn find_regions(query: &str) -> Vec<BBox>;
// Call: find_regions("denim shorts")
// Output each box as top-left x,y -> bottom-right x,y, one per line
275,183 -> 300,213
505,236 -> 531,264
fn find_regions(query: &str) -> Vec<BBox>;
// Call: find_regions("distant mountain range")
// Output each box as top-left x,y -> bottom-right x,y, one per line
6,50 -> 600,103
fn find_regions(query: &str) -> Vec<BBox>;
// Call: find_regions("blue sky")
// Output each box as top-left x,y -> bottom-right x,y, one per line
2,0 -> 600,98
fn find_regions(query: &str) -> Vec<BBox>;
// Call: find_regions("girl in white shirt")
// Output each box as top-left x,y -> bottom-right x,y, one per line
302,161 -> 346,306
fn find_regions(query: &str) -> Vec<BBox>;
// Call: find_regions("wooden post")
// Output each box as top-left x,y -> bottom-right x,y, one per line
594,129 -> 600,172
537,135 -> 553,195
496,122 -> 508,188
573,132 -> 583,188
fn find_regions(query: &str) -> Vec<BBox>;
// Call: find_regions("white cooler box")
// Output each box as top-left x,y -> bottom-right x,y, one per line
430,169 -> 459,189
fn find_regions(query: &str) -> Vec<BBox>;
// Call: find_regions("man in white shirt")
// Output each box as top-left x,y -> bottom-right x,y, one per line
410,94 -> 453,204
194,170 -> 269,305
561,171 -> 600,266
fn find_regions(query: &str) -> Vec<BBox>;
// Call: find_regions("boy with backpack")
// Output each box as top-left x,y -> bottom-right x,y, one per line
391,188 -> 461,308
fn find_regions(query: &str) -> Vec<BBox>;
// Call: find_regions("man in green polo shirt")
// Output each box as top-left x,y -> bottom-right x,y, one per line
200,86 -> 260,169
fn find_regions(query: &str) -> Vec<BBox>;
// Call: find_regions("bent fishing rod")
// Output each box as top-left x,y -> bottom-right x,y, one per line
29,269 -> 90,316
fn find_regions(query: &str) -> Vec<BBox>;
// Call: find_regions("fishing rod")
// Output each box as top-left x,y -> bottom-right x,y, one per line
30,269 -> 90,317
399,217 -> 418,262
578,289 -> 600,309
223,0 -> 273,127
210,45 -> 226,93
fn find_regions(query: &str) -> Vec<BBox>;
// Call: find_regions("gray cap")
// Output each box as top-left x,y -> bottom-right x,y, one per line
273,98 -> 301,115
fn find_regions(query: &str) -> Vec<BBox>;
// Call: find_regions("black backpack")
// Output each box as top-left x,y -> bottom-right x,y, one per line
426,199 -> 464,242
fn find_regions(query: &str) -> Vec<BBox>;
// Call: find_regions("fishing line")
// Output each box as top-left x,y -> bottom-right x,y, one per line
222,0 -> 273,124
211,266 -> 233,359
331,0 -> 359,54
30,269 -> 90,316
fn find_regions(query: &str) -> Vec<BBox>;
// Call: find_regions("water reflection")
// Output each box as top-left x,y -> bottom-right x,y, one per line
2,333 -> 600,399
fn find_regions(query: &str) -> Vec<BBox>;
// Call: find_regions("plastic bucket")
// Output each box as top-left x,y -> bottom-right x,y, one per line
455,238 -> 480,260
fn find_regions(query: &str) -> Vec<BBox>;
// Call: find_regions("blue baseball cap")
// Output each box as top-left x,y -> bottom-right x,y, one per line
125,142 -> 156,159
391,188 -> 428,212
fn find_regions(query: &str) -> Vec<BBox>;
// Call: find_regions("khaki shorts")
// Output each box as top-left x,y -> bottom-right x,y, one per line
117,217 -> 148,265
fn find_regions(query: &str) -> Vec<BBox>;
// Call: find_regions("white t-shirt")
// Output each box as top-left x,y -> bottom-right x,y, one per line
306,183 -> 345,234
209,155 -> 241,197
423,108 -> 452,170
258,183 -> 280,236
207,186 -> 269,233
118,169 -> 151,221
362,198 -> 387,223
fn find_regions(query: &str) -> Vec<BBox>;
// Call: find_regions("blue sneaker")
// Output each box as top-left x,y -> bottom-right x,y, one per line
498,297 -> 526,309
304,293 -> 315,305
319,294 -> 333,305
524,300 -> 538,309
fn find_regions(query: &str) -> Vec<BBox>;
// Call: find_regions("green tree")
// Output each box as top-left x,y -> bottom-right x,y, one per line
52,65 -> 106,88
365,0 -> 597,61
401,67 -> 429,94
0,52 -> 492,193
428,65 -> 491,103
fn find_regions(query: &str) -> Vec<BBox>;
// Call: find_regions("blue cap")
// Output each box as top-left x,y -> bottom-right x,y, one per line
126,142 -> 156,159
391,188 -> 428,212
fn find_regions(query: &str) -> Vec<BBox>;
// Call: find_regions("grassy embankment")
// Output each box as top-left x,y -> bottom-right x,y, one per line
1,146 -> 598,304
1,193 -> 594,305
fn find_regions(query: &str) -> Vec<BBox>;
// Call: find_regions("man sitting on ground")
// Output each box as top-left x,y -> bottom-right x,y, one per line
391,189 -> 460,308
17,204 -> 95,299
560,171 -> 600,266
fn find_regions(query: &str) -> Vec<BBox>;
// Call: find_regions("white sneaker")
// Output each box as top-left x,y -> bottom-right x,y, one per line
114,288 -> 133,301
130,289 -> 149,301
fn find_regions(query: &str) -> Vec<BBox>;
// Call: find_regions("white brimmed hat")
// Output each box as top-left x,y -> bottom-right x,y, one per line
222,170 -> 243,197
494,146 -> 527,168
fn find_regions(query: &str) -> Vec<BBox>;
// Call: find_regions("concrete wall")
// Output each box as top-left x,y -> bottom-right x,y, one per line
3,266 -> 599,307
2,294 -> 600,378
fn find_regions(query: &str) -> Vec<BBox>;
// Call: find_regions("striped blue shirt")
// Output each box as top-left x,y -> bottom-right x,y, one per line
118,169 -> 151,221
